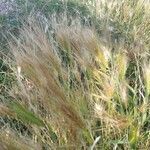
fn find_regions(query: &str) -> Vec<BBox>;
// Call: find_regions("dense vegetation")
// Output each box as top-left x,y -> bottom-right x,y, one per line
0,0 -> 150,149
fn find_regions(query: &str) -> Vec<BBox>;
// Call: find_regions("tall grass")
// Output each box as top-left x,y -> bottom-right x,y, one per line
0,0 -> 150,149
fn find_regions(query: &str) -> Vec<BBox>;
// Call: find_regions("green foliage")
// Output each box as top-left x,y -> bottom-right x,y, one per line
0,59 -> 14,97
47,124 -> 58,143
11,101 -> 44,126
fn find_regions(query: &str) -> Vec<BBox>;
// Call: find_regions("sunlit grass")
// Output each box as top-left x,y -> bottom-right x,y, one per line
0,0 -> 150,149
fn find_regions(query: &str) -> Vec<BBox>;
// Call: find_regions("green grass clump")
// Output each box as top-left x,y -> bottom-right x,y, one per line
0,0 -> 150,149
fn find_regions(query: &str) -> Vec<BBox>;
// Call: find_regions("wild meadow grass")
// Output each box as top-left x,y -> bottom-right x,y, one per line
0,0 -> 150,149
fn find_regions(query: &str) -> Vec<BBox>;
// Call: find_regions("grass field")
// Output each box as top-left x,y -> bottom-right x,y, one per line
0,0 -> 150,149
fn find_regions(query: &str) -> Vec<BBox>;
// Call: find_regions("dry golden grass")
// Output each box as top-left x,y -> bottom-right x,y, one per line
0,0 -> 150,149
